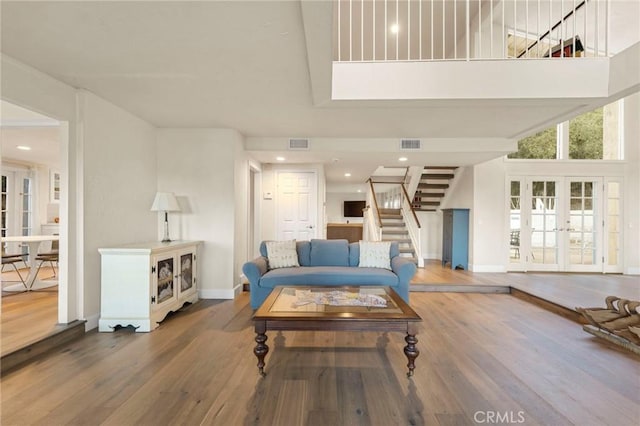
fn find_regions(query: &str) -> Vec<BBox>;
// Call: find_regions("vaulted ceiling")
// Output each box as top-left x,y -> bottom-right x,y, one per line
1,1 -> 637,184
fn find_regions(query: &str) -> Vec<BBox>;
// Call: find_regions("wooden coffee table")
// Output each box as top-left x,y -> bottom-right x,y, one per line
252,286 -> 422,377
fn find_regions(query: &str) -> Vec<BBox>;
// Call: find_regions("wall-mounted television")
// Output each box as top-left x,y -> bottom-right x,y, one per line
343,200 -> 366,218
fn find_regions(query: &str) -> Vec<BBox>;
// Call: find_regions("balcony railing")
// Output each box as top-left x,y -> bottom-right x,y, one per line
334,0 -> 611,62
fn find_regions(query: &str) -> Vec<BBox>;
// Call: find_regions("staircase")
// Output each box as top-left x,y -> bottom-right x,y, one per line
412,166 -> 458,211
378,208 -> 417,264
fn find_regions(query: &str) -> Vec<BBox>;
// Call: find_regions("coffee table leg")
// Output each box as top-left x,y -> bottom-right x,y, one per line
404,333 -> 419,378
254,321 -> 269,377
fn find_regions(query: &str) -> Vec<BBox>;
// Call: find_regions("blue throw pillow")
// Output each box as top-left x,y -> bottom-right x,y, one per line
310,239 -> 349,267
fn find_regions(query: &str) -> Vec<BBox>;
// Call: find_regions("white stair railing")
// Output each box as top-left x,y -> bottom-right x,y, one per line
334,0 -> 611,62
400,183 -> 424,267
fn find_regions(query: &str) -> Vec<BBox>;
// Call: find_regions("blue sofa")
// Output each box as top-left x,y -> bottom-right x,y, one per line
242,239 -> 416,309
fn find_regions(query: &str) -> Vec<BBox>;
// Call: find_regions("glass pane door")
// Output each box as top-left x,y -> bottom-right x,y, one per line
565,178 -> 602,272
529,180 -> 560,270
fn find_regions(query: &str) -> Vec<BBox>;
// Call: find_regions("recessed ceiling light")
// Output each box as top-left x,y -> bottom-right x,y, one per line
357,189 -> 362,193
276,156 -> 286,161
344,173 -> 351,177
16,145 -> 31,151
399,157 -> 408,162
390,24 -> 399,34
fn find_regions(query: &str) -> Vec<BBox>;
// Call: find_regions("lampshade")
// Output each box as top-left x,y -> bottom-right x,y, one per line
150,192 -> 181,212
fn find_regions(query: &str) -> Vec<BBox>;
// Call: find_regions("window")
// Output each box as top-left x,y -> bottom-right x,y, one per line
508,126 -> 557,159
508,99 -> 623,160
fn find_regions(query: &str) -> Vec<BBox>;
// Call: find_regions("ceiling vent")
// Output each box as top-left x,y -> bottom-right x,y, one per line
288,138 -> 310,150
400,139 -> 421,150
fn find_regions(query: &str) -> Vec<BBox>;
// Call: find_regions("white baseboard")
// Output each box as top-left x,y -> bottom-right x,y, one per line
470,264 -> 506,273
626,267 -> 640,275
84,313 -> 99,332
199,286 -> 239,299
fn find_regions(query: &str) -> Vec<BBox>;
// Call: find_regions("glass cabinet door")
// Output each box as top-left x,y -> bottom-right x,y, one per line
179,252 -> 195,296
154,255 -> 176,307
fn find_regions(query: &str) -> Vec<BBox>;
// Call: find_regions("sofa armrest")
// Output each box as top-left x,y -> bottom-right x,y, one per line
391,256 -> 417,303
242,256 -> 268,287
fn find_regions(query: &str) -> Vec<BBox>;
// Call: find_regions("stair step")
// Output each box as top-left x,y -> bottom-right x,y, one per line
1,320 -> 86,374
415,209 -> 437,212
380,221 -> 405,226
382,230 -> 409,235
382,238 -> 412,243
413,201 -> 440,206
401,256 -> 418,264
378,208 -> 401,214
418,193 -> 445,198
417,183 -> 449,189
379,214 -> 402,219
399,248 -> 416,254
421,173 -> 455,179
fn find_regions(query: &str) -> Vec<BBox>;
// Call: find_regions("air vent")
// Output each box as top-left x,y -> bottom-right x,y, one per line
400,139 -> 421,150
288,138 -> 310,150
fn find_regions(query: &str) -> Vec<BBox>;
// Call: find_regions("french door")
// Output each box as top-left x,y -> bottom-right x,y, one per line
508,176 -> 622,272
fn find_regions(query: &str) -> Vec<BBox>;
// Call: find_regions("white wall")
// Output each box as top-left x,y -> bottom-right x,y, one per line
234,137 -> 251,292
157,129 -> 244,299
80,91 -> 158,323
260,163 -> 327,241
416,211 -> 441,260
472,158 -> 507,272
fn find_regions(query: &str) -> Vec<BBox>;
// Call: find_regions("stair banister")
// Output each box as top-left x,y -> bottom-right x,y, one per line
367,179 -> 383,228
400,183 -> 421,229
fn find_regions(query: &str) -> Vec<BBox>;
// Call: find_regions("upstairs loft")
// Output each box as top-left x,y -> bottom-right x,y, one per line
301,0 -> 640,140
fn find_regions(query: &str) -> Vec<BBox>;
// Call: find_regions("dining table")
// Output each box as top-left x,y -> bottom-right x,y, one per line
1,235 -> 59,291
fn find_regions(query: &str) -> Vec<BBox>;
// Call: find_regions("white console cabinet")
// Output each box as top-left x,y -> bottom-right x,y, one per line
99,240 -> 202,332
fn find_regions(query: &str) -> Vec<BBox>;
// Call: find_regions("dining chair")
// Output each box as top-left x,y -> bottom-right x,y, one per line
35,238 -> 59,280
1,245 -> 28,290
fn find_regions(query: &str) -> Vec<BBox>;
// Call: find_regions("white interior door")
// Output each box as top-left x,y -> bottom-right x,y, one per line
276,171 -> 317,241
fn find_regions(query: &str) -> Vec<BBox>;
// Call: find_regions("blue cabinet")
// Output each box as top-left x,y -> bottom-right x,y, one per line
442,209 -> 469,270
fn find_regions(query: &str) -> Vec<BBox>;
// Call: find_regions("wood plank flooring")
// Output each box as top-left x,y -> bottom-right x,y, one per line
1,292 -> 638,425
1,266 -> 60,357
412,260 -> 640,310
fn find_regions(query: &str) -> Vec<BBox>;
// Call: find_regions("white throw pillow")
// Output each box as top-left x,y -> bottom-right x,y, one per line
359,241 -> 391,270
266,240 -> 300,269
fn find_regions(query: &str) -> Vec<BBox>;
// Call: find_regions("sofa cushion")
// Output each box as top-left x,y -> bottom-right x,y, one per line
296,241 -> 311,266
349,242 -> 360,266
309,239 -> 349,267
259,266 -> 399,288
350,241 -> 400,266
259,240 -> 311,266
265,240 -> 299,269
359,240 -> 391,269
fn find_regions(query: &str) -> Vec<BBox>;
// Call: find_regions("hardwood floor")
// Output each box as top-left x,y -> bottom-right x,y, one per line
1,292 -> 638,425
1,266 -> 59,357
412,260 -> 640,310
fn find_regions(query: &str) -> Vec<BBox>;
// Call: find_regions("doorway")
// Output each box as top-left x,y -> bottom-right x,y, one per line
1,100 -> 66,356
276,171 -> 318,241
507,176 -> 622,272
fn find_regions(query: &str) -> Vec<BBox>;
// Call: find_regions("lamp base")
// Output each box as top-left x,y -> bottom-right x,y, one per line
161,213 -> 172,243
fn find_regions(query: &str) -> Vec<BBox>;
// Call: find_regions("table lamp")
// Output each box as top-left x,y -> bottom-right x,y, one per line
150,192 -> 181,242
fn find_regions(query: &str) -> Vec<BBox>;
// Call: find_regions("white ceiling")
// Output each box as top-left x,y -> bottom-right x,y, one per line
0,1 -> 636,185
